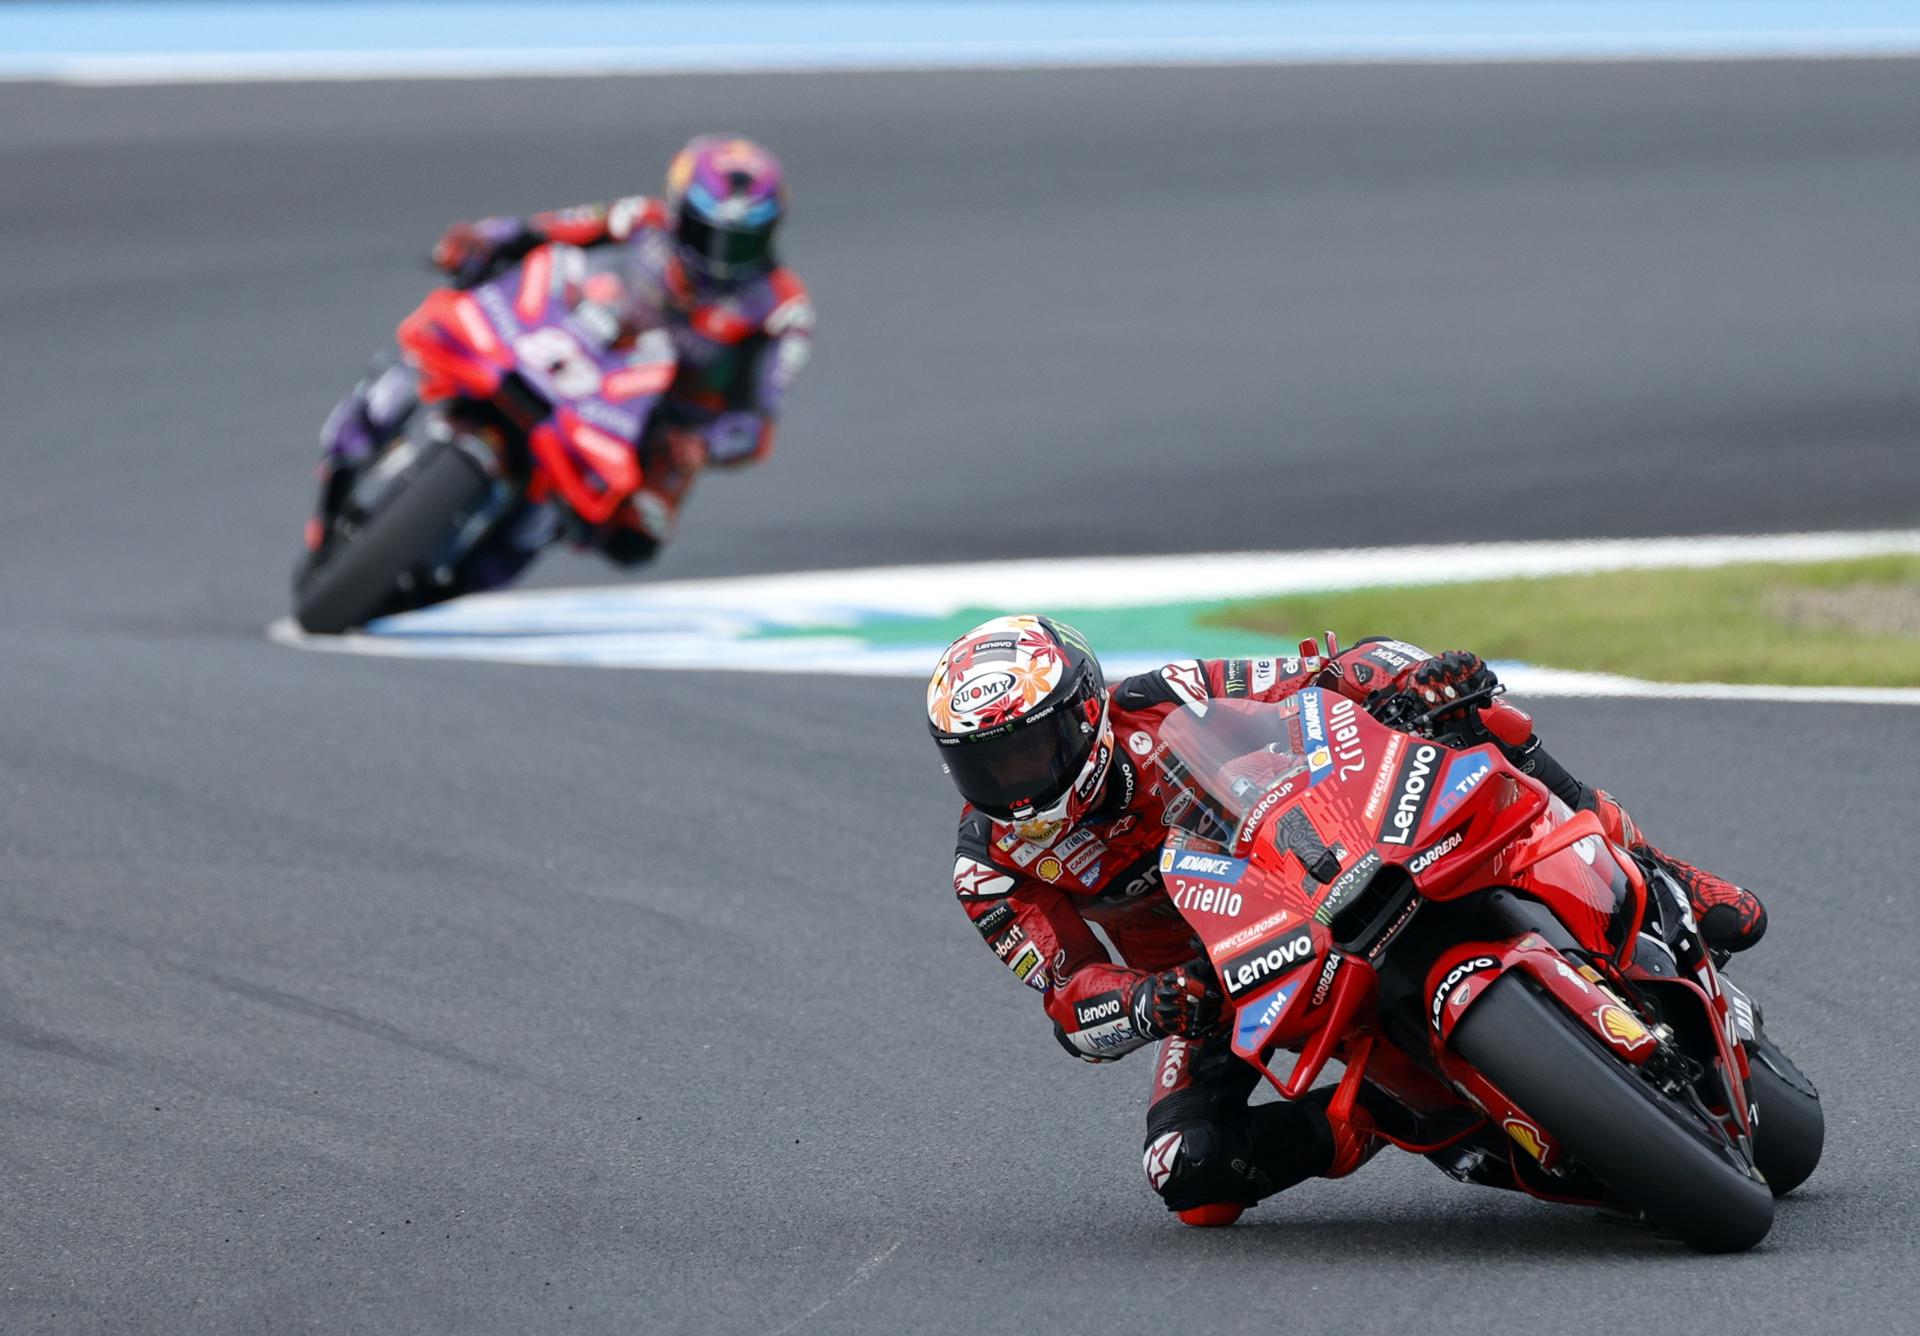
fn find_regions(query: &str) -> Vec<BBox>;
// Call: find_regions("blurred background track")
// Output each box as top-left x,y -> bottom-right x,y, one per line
1,59 -> 1917,1334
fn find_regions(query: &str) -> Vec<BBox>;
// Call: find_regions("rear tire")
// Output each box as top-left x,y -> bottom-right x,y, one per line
294,442 -> 489,634
1451,974 -> 1774,1253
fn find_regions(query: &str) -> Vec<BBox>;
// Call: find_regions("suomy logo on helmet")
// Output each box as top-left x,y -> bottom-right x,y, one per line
927,615 -> 1068,735
949,672 -> 1015,716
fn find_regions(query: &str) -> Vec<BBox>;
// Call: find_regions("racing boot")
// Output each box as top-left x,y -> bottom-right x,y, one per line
1581,790 -> 1768,953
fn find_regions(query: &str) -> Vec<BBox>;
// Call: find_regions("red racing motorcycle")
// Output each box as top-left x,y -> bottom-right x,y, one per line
1153,647 -> 1821,1251
294,243 -> 678,634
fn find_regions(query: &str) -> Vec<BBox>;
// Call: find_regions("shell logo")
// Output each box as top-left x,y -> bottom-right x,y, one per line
1596,1003 -> 1654,1054
1036,857 -> 1064,882
1503,1117 -> 1550,1161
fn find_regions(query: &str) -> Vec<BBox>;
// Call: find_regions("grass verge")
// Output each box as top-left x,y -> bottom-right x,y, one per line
1203,555 -> 1920,687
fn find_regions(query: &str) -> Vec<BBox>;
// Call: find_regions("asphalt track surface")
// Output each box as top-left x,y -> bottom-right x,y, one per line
3,61 -> 1919,1334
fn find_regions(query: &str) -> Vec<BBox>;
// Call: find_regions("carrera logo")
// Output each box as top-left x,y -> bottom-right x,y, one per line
1380,743 -> 1441,846
1430,955 -> 1496,1028
1408,831 -> 1464,875
1310,953 -> 1342,1007
1221,931 -> 1317,998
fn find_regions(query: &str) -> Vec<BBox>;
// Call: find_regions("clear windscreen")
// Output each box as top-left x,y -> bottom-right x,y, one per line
1152,697 -> 1315,844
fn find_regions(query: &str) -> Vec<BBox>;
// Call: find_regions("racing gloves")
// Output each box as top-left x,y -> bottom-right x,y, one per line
1407,650 -> 1498,716
431,218 -> 535,286
1365,649 -> 1499,728
1130,962 -> 1223,1040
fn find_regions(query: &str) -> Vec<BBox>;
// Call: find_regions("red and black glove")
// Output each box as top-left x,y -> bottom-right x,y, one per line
1129,961 -> 1222,1040
430,218 -> 532,286
1368,649 -> 1498,726
1408,650 -> 1497,715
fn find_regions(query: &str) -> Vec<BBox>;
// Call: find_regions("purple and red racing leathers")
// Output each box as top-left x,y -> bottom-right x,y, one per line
317,195 -> 813,578
950,640 -> 1764,1218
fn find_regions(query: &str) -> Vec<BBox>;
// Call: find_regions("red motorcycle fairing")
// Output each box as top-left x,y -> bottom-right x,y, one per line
1153,688 -> 1755,1201
393,243 -> 679,527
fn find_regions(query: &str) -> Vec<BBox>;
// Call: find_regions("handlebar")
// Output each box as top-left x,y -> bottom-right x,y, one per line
1368,682 -> 1507,735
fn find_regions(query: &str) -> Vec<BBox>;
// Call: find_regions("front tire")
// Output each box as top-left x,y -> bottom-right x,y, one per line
294,441 -> 489,634
1451,974 -> 1774,1253
1747,1035 -> 1822,1197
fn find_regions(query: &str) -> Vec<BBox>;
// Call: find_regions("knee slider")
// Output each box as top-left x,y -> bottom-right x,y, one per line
1141,1119 -> 1271,1210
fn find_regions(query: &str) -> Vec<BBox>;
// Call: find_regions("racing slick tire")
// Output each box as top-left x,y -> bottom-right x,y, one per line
294,440 -> 489,635
1746,1034 -> 1823,1197
1451,973 -> 1774,1253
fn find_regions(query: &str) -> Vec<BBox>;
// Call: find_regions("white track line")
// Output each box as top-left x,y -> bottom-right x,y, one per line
269,528 -> 1920,703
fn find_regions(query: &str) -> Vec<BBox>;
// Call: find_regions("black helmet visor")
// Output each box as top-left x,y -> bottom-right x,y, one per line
940,680 -> 1099,819
677,212 -> 775,276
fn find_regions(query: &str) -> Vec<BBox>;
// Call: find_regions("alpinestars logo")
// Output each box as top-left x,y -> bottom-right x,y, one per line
1144,1132 -> 1183,1191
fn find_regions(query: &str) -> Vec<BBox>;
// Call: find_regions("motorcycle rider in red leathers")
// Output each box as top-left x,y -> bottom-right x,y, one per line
928,615 -> 1767,1226
310,135 -> 813,597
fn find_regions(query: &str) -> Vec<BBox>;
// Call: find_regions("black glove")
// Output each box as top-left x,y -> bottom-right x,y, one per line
1130,961 -> 1222,1040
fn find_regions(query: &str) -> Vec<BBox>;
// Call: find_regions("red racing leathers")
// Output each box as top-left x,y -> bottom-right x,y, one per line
953,648 -> 1389,1213
953,651 -> 1354,1057
949,638 -> 1760,1215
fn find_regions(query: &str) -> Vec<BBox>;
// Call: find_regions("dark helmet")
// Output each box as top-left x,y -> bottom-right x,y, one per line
927,615 -> 1114,838
663,134 -> 785,283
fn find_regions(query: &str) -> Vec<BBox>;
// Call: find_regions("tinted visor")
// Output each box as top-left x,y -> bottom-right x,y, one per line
942,687 -> 1098,819
677,212 -> 775,278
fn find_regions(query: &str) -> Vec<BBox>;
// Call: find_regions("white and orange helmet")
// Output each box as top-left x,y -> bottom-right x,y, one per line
927,615 -> 1114,832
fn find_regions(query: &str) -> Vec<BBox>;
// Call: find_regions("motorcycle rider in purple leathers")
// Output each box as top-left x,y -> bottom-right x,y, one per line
306,135 -> 814,602
927,616 -> 1767,1226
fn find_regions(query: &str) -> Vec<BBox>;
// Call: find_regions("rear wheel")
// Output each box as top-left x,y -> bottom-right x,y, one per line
294,440 -> 490,634
1451,974 -> 1774,1252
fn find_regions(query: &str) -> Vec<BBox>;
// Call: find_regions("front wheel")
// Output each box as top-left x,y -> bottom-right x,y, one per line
1451,974 -> 1774,1252
1747,1034 -> 1822,1197
294,438 -> 491,634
